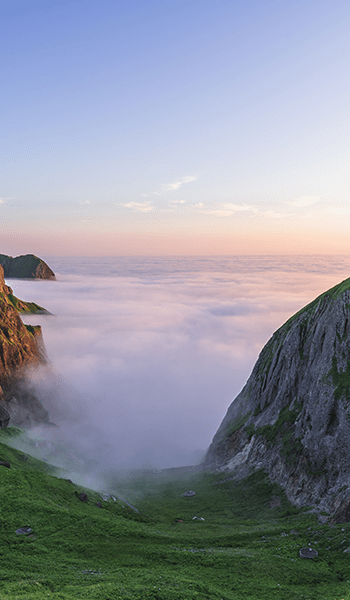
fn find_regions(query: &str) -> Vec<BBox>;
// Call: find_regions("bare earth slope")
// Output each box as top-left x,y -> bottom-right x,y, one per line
204,277 -> 350,522
0,265 -> 50,428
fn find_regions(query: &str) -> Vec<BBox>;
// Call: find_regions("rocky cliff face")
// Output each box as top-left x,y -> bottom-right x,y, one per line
204,277 -> 350,521
0,254 -> 55,279
0,265 -> 50,428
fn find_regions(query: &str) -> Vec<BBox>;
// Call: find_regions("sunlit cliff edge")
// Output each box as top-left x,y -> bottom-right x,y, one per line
0,253 -> 55,279
0,265 -> 50,428
204,277 -> 350,522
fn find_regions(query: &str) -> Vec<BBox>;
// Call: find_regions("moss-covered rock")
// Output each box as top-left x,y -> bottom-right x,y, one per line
0,253 -> 55,279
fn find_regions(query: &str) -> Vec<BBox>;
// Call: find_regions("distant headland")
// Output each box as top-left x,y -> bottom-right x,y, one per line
0,254 -> 55,280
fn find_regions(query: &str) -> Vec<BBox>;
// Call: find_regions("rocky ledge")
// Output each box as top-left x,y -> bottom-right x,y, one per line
204,277 -> 350,522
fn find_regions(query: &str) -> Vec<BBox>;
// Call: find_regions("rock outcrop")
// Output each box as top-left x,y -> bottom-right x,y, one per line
0,265 -> 50,428
0,254 -> 55,279
204,277 -> 350,521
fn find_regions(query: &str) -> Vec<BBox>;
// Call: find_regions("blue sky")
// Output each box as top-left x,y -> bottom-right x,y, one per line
2,0 -> 350,255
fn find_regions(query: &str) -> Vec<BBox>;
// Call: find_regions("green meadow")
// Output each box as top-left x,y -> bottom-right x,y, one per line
0,427 -> 350,599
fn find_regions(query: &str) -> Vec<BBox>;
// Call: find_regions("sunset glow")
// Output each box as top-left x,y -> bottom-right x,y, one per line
2,0 -> 350,256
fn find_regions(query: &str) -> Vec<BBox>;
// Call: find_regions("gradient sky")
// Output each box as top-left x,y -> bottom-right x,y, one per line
2,0 -> 350,255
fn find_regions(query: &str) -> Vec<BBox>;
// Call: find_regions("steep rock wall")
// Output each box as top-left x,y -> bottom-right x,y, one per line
204,278 -> 350,519
0,265 -> 50,427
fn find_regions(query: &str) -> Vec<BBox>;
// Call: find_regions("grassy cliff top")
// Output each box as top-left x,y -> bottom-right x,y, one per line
0,253 -> 55,279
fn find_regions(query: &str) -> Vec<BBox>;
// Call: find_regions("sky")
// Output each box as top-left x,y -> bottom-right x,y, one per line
8,256 -> 350,474
2,0 -> 350,256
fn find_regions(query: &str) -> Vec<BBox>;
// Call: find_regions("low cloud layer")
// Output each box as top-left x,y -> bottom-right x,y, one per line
9,256 -> 350,473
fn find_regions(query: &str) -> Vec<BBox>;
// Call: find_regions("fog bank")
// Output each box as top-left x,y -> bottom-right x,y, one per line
8,256 -> 350,470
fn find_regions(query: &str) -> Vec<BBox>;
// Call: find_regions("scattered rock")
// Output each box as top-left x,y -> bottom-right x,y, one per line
183,490 -> 196,497
95,502 -> 102,508
299,547 -> 318,559
0,461 -> 10,468
192,516 -> 205,521
79,492 -> 88,502
16,526 -> 32,535
290,529 -> 299,535
343,547 -> 350,553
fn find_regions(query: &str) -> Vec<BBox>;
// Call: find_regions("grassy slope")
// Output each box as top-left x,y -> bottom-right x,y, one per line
0,428 -> 350,599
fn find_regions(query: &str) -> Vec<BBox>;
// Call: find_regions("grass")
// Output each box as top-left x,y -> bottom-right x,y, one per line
1,427 -> 350,599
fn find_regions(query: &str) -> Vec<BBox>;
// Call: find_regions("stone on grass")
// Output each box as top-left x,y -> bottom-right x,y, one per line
16,526 -> 32,535
299,547 -> 318,559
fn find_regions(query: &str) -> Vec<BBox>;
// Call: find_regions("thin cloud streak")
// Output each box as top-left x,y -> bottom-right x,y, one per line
143,175 -> 198,198
161,175 -> 197,192
122,201 -> 154,213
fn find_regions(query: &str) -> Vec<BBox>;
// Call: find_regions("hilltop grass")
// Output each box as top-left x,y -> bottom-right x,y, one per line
1,428 -> 350,599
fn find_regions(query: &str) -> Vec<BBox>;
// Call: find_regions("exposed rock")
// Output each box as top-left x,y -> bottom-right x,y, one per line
0,265 -> 50,428
0,254 -> 55,280
0,461 -> 10,468
204,277 -> 350,519
182,490 -> 196,497
79,492 -> 88,502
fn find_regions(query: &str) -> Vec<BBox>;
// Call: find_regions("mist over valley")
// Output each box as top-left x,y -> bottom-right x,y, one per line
8,255 -> 350,474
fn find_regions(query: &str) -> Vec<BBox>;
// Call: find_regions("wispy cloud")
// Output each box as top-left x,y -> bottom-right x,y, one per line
79,200 -> 92,205
193,202 -> 318,219
144,175 -> 197,198
161,175 -> 197,192
289,195 -> 320,207
0,197 -> 14,203
194,202 -> 258,217
222,203 -> 258,214
122,201 -> 154,213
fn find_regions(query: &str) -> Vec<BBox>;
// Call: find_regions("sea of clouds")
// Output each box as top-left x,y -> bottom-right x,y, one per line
8,255 -> 350,476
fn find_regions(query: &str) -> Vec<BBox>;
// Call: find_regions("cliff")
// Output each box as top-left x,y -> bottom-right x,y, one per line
204,277 -> 350,521
0,265 -> 50,428
0,253 -> 55,279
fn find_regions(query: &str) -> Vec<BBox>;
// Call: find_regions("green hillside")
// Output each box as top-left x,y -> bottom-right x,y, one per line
0,427 -> 349,599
